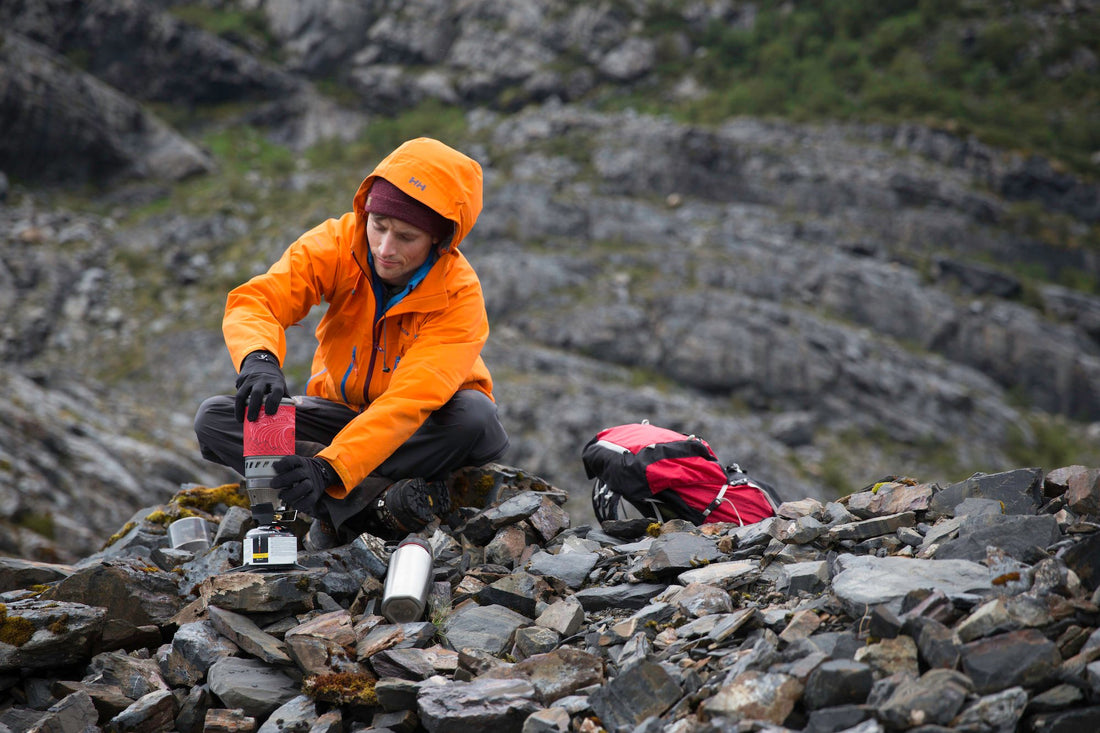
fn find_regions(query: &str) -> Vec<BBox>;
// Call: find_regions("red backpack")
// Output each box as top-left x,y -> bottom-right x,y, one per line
583,422 -> 780,526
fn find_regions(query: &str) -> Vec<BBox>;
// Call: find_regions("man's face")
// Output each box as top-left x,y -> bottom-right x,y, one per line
367,213 -> 436,287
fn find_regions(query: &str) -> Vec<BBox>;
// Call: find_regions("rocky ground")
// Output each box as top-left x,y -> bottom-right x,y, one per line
2,462 -> 1100,732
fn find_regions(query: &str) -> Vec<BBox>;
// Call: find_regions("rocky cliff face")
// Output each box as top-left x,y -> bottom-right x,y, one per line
1,0 -> 1099,565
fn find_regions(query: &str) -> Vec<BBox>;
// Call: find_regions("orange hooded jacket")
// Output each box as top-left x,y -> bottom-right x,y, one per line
222,138 -> 493,497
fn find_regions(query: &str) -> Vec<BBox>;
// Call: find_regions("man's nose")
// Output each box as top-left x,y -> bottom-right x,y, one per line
377,232 -> 396,255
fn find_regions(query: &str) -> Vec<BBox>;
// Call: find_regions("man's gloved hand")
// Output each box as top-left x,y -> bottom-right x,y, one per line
234,350 -> 289,422
271,455 -> 340,515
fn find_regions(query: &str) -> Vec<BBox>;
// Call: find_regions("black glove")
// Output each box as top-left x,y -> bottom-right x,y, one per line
271,455 -> 340,515
234,350 -> 289,422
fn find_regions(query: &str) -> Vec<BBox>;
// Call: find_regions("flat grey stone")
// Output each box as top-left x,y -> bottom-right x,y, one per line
526,550 -> 598,589
932,469 -> 1044,517
932,514 -> 1062,562
832,554 -> 992,615
588,660 -> 681,733
207,605 -> 292,665
0,599 -> 107,672
677,560 -> 758,589
959,628 -> 1061,694
442,603 -> 529,655
574,583 -> 666,612
776,560 -> 829,595
639,532 -> 722,577
207,656 -> 299,719
0,557 -> 74,594
417,677 -> 540,733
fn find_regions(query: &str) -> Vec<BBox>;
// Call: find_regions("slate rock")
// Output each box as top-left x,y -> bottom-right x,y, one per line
478,571 -> 552,617
442,603 -> 529,656
1027,705 -> 1100,733
106,688 -> 178,733
0,599 -> 106,672
206,605 -> 292,666
573,583 -> 666,612
803,704 -> 875,733
954,497 -> 1005,516
199,570 -> 319,614
826,512 -> 917,543
1059,466 -> 1100,515
805,655 -> 871,708
156,620 -> 238,687
931,468 -> 1044,517
486,524 -> 534,568
40,557 -> 182,628
904,616 -> 962,670
701,670 -> 802,725
513,626 -> 560,660
87,649 -> 169,699
960,628 -> 1062,694
25,689 -> 98,733
588,660 -> 681,733
854,635 -> 920,679
639,532 -> 722,577
526,550 -> 598,590
676,560 -> 758,589
483,648 -> 604,705
172,684 -> 212,733
462,492 -> 547,545
211,505 -> 253,546
772,514 -> 827,543
522,706 -> 570,733
1059,531 -> 1100,592
534,598 -> 585,637
832,554 -> 993,615
175,543 -> 244,600
0,558 -> 73,593
951,686 -> 1029,732
776,560 -> 829,595
867,481 -> 935,516
932,513 -> 1062,562
254,694 -> 318,733
526,498 -> 571,543
284,609 -> 359,675
370,645 -> 458,680
206,657 -> 300,720
374,677 -> 421,712
878,668 -> 971,728
49,680 -> 134,721
665,582 -> 733,617
417,677 -> 540,733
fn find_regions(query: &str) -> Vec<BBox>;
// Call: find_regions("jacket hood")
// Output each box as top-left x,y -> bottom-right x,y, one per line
352,137 -> 483,252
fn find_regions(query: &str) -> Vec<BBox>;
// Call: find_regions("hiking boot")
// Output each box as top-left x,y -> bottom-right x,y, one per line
371,478 -> 451,535
302,517 -> 339,552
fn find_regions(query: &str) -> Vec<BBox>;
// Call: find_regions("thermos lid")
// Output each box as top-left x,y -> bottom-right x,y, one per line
396,536 -> 433,555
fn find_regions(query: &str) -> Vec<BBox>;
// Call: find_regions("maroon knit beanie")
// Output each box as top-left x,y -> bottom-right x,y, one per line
364,178 -> 452,241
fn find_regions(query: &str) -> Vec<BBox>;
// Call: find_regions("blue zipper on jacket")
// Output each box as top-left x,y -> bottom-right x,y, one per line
359,251 -> 439,403
340,347 -> 357,404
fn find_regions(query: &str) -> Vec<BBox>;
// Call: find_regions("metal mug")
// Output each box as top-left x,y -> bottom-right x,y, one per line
168,516 -> 211,553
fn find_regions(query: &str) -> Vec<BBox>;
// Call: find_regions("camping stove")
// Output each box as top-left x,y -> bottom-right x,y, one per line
242,398 -> 299,568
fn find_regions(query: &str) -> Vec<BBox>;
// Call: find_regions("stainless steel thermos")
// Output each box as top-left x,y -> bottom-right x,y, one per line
381,537 -> 434,623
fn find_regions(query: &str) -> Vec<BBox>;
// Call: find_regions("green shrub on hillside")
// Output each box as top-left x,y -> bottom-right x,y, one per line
638,0 -> 1098,177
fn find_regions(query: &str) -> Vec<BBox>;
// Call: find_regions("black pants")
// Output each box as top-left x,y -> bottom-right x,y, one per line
193,389 -> 509,530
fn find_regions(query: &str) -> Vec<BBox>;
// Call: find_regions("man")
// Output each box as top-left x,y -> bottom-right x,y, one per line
194,137 -> 509,545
